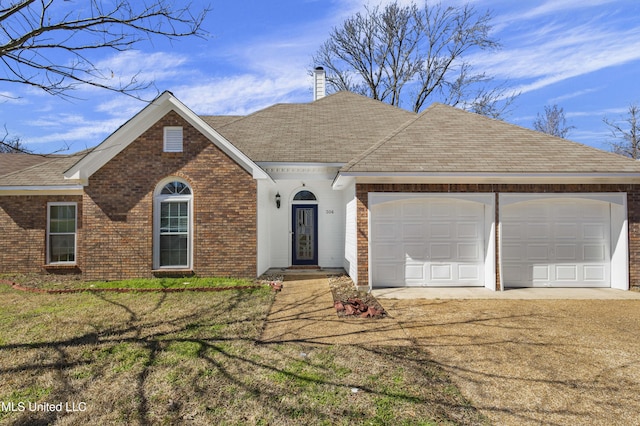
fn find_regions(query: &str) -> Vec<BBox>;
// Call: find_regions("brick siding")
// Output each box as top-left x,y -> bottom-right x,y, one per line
0,111 -> 257,280
356,183 -> 640,291
0,195 -> 82,274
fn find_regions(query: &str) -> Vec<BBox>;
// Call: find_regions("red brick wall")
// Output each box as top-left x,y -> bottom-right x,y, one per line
356,183 -> 640,291
1,112 -> 257,280
0,195 -> 82,274
81,110 -> 257,280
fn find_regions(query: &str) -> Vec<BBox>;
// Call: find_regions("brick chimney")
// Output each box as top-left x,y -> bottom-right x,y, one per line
313,67 -> 326,101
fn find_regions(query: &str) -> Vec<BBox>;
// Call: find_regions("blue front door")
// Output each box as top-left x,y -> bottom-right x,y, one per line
292,205 -> 318,265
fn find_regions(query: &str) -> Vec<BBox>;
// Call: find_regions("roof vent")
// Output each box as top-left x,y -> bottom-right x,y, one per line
313,67 -> 326,101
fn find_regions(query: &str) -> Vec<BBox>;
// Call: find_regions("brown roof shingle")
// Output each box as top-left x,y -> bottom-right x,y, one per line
211,91 -> 415,163
0,152 -> 87,186
342,103 -> 640,174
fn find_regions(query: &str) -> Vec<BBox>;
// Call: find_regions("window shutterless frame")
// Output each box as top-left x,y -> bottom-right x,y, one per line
46,202 -> 77,265
153,178 -> 193,269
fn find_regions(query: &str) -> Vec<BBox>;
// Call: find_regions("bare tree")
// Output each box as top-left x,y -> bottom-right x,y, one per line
313,1 -> 517,117
533,104 -> 574,138
604,103 -> 640,159
0,0 -> 209,99
0,127 -> 30,153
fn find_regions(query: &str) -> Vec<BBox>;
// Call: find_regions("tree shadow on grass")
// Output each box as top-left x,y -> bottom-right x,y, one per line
0,287 -> 489,425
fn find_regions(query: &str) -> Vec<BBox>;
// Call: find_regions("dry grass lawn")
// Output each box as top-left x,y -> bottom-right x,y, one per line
0,278 -> 487,425
383,298 -> 640,426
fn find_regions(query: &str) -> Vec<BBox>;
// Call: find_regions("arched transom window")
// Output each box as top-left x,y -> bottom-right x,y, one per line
154,179 -> 193,269
293,190 -> 317,201
160,181 -> 191,195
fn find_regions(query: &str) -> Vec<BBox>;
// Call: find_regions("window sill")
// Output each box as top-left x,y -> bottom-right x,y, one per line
152,269 -> 194,277
43,264 -> 81,274
43,263 -> 78,269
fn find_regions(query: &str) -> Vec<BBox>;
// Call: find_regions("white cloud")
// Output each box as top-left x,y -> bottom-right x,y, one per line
549,88 -> 602,104
175,72 -> 311,116
470,17 -> 640,96
22,116 -> 123,147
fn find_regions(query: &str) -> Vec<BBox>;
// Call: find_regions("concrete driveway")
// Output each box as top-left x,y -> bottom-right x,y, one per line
380,297 -> 640,425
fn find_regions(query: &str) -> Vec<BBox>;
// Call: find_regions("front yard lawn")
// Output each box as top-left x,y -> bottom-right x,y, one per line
0,276 -> 487,425
2,274 -> 258,291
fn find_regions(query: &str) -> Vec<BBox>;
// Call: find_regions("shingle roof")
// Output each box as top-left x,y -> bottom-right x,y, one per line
0,153 -> 51,176
0,152 -> 87,186
3,96 -> 640,189
211,91 -> 415,163
200,115 -> 243,128
342,103 -> 640,173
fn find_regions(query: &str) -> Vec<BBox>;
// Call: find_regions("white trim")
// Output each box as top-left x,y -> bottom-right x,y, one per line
64,91 -> 269,181
611,194 -> 629,290
259,163 -> 343,181
153,177 -> 194,270
334,172 -> 640,186
46,202 -> 78,265
0,186 -> 84,196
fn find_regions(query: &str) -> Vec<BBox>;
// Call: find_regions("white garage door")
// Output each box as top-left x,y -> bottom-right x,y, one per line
371,198 -> 485,287
501,198 -> 611,288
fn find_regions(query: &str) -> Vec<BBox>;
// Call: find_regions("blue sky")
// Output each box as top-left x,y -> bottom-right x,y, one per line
2,0 -> 639,154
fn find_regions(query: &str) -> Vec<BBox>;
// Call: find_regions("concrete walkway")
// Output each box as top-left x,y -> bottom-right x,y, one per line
373,286 -> 640,300
260,275 -> 412,346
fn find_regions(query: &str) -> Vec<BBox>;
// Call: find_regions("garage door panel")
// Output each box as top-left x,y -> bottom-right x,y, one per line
555,265 -> 577,281
371,198 -> 485,287
401,202 -> 424,217
405,263 -> 425,281
527,244 -> 550,260
583,244 -> 605,261
402,222 -> 426,239
459,264 -> 481,281
502,198 -> 611,288
373,222 -> 397,240
502,223 -> 522,239
528,223 -> 550,239
373,263 -> 403,287
430,202 -> 453,217
430,222 -> 451,238
555,244 -> 576,260
430,264 -> 452,281
458,243 -> 480,260
458,222 -> 480,238
404,243 -> 426,260
502,243 -> 524,260
555,223 -> 578,239
532,265 -> 550,281
584,223 -> 605,239
584,265 -> 606,281
373,242 -> 399,261
430,243 -> 451,259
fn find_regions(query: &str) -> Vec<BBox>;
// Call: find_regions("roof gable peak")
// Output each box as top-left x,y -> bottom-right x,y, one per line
64,92 -> 268,181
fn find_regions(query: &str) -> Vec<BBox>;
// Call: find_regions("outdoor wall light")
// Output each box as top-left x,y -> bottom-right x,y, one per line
275,192 -> 281,209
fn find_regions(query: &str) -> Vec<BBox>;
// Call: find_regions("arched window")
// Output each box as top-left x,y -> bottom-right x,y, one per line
160,181 -> 191,195
154,179 -> 193,269
293,190 -> 317,201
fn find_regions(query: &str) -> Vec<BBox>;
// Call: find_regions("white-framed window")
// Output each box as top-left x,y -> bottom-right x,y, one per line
163,126 -> 183,152
153,178 -> 193,269
47,202 -> 77,264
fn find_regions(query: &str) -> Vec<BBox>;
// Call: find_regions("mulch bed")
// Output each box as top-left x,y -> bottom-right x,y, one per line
328,275 -> 387,319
